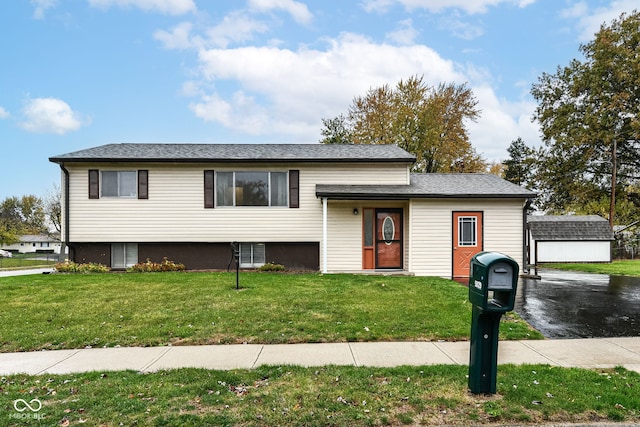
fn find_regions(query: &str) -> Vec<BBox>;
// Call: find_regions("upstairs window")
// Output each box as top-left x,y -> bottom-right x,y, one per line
89,170 -> 148,199
102,171 -> 137,198
216,171 -> 288,207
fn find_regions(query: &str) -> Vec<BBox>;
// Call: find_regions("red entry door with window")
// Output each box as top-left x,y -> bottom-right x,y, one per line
452,211 -> 483,278
363,208 -> 403,270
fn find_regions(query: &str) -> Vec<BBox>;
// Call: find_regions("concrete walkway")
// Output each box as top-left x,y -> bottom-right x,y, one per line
1,338 -> 639,376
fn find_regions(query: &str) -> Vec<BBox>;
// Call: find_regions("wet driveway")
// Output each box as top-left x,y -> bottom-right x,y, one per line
515,269 -> 640,339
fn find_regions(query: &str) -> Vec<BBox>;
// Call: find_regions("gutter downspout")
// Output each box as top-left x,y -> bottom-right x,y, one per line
322,197 -> 328,274
523,198 -> 533,274
60,163 -> 70,262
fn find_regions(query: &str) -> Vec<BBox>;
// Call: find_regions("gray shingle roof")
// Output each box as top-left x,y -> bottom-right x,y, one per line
49,143 -> 416,164
316,173 -> 536,199
528,215 -> 614,241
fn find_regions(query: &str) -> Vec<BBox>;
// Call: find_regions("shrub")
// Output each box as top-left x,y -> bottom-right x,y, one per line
257,262 -> 285,272
55,260 -> 110,273
128,257 -> 185,272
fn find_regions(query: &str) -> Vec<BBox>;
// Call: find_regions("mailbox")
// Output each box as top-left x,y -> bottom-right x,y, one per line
469,251 -> 519,312
468,251 -> 519,395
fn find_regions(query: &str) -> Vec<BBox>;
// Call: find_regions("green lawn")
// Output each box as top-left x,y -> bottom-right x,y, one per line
4,272 -> 640,426
4,365 -> 639,426
0,272 -> 541,353
0,253 -> 57,270
544,260 -> 640,277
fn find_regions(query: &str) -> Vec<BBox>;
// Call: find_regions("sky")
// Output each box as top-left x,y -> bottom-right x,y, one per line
1,0 -> 638,200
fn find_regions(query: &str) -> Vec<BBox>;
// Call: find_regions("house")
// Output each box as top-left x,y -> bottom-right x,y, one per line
1,234 -> 62,254
527,215 -> 614,264
49,143 -> 535,278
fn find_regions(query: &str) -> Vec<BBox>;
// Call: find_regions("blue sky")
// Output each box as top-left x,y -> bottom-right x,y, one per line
0,0 -> 637,200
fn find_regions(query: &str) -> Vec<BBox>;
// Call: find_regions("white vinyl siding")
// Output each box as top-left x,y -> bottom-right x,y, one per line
534,241 -> 610,263
324,201 -> 408,273
408,199 -> 525,277
64,162 -> 409,243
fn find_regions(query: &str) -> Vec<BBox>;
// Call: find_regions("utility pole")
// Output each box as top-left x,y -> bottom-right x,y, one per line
609,139 -> 617,230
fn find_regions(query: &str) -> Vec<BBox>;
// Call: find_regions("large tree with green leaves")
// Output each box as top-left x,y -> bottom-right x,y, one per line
0,195 -> 47,244
531,10 -> 640,227
320,75 -> 486,173
503,137 -> 537,188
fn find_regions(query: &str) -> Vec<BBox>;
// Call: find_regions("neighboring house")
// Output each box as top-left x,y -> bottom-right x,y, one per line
49,143 -> 535,278
527,215 -> 614,264
0,234 -> 62,254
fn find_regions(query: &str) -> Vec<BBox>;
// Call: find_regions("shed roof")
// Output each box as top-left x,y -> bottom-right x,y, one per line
316,173 -> 536,199
527,215 -> 614,241
49,143 -> 416,164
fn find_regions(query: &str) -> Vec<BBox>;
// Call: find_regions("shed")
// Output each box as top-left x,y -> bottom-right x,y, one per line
527,215 -> 614,264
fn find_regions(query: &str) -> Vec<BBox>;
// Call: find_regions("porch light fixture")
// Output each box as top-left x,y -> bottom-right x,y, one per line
353,208 -> 359,215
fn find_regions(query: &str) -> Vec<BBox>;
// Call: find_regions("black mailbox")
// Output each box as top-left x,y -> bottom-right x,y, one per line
469,251 -> 519,312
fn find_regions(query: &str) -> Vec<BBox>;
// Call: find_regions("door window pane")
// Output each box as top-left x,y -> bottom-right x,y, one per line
458,217 -> 477,246
364,209 -> 373,247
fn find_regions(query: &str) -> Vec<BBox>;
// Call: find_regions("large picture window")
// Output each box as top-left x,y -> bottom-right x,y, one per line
216,171 -> 288,207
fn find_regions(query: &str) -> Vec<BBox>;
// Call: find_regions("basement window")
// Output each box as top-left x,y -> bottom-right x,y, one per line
239,243 -> 265,268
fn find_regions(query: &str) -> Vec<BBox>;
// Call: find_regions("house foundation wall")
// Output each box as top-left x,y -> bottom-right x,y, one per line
70,242 -> 319,271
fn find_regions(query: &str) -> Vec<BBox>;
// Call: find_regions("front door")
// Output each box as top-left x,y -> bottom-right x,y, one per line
371,208 -> 403,269
452,212 -> 483,278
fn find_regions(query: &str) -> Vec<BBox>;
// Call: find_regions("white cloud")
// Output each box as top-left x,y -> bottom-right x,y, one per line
385,19 -> 419,45
247,0 -> 313,24
467,85 -> 541,161
204,11 -> 270,48
31,0 -> 58,19
19,97 -> 86,135
88,0 -> 196,15
439,15 -> 485,40
363,0 -> 535,14
0,106 -> 9,119
189,33 -> 466,139
154,22 -> 195,49
562,0 -> 639,41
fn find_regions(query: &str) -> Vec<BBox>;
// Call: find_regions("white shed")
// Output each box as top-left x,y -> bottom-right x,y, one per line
527,215 -> 613,264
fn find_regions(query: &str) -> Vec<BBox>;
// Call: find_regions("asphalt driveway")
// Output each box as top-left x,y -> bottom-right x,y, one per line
515,268 -> 640,338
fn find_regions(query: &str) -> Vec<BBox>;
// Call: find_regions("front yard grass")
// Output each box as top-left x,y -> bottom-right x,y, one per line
4,364 -> 639,426
0,272 -> 541,353
544,260 -> 640,277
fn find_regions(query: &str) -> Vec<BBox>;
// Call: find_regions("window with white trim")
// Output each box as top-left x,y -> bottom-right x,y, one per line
112,243 -> 138,268
458,216 -> 477,246
240,243 -> 265,268
216,172 -> 288,207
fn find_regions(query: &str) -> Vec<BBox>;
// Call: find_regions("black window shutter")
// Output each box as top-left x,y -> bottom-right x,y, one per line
289,170 -> 299,208
204,170 -> 215,208
138,170 -> 148,199
89,169 -> 99,199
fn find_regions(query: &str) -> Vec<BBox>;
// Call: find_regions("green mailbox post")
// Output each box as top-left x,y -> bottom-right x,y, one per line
468,251 -> 519,394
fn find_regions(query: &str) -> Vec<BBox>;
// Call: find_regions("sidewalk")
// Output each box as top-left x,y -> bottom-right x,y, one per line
1,338 -> 639,376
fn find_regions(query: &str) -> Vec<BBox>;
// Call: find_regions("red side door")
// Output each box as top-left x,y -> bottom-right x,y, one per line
452,211 -> 483,278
